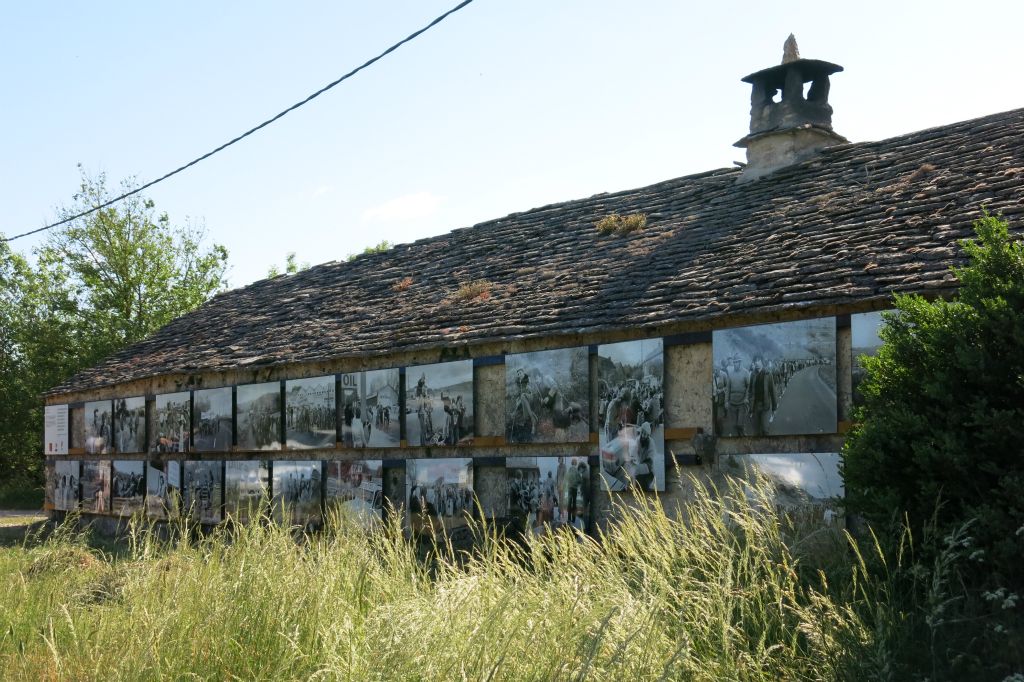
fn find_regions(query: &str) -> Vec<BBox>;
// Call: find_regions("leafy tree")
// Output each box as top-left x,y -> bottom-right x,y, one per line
843,215 -> 1024,589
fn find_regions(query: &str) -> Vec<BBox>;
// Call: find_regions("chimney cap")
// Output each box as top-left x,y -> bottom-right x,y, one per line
741,59 -> 843,87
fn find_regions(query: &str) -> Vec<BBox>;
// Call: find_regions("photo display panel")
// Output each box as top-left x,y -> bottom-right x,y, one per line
507,457 -> 590,534
114,397 -> 146,454
44,404 -> 69,455
184,460 -> 223,524
851,310 -> 891,407
272,461 -> 322,526
324,459 -> 384,528
146,460 -> 181,519
192,387 -> 233,452
505,347 -> 590,444
712,318 -> 837,437
339,369 -> 400,448
404,360 -> 474,447
286,376 -> 336,449
81,460 -> 112,513
84,400 -> 113,455
153,392 -> 190,453
53,459 -> 80,511
236,382 -> 282,451
112,460 -> 145,516
597,339 -> 665,492
405,458 -> 474,537
723,452 -> 844,526
225,460 -> 270,523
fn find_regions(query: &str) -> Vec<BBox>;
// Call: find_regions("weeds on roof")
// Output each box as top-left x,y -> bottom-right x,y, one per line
392,277 -> 413,292
595,212 -> 647,236
454,279 -> 492,302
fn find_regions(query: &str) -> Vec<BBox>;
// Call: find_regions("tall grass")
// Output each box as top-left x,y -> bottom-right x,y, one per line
0,477 -> 952,680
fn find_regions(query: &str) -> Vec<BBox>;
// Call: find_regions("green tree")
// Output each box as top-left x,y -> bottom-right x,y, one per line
0,169 -> 229,488
267,252 -> 309,278
843,215 -> 1024,589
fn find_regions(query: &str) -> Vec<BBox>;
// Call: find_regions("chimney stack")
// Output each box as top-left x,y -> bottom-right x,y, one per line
735,35 -> 847,181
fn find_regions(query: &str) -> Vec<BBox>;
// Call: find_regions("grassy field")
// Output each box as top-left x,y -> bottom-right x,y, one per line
0,477 -> 1013,681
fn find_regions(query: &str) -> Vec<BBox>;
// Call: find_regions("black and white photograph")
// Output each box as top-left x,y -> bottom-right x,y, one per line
111,460 -> 145,515
272,460 -> 322,526
724,452 -> 844,526
851,310 -> 891,407
237,382 -> 282,450
225,460 -> 270,523
184,460 -> 223,524
405,360 -> 474,447
53,460 -> 80,511
81,459 -> 111,513
598,339 -> 665,492
286,376 -> 336,449
339,369 -> 400,448
193,387 -> 233,452
146,461 -> 180,519
507,457 -> 590,534
405,458 -> 474,536
712,318 -> 837,437
324,459 -> 384,528
84,399 -> 113,455
113,396 -> 146,453
505,347 -> 589,444
153,392 -> 190,453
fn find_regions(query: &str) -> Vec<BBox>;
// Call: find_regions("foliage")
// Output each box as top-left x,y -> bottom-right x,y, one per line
0,168 -> 228,487
347,240 -> 391,262
267,252 -> 309,278
453,279 -> 492,302
595,212 -> 647,235
843,215 -> 1024,590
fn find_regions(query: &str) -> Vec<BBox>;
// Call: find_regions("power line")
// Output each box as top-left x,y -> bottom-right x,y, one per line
2,0 -> 477,243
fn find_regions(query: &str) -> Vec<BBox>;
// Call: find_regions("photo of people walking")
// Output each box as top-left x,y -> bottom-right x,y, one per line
505,347 -> 589,444
225,460 -> 269,523
153,392 -> 190,453
404,361 -> 474,447
272,461 -> 322,526
84,400 -> 112,455
339,369 -> 400,448
237,382 -> 282,450
712,318 -> 837,437
286,376 -> 336,449
113,396 -> 146,453
192,387 -> 233,452
506,457 -> 589,534
406,458 -> 474,537
184,460 -> 223,524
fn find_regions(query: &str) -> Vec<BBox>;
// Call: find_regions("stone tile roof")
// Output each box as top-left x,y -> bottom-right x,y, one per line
50,108 -> 1024,396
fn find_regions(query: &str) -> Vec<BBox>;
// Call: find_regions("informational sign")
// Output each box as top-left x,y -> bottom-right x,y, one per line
44,404 -> 69,455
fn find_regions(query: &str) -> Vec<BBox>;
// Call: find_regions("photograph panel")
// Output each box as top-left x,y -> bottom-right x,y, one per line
193,387 -> 233,452
184,460 -> 223,524
286,376 -> 336,449
84,400 -> 113,455
112,460 -> 145,516
505,347 -> 590,444
225,460 -> 270,523
113,396 -> 146,454
324,459 -> 384,528
597,339 -> 665,492
153,392 -> 190,453
507,456 -> 590,534
53,460 -> 80,511
146,460 -> 181,519
44,404 -> 69,455
723,452 -> 844,527
236,382 -> 282,451
81,460 -> 111,513
405,458 -> 474,537
404,360 -> 474,447
339,369 -> 400,448
272,461 -> 322,526
851,310 -> 891,407
712,318 -> 837,437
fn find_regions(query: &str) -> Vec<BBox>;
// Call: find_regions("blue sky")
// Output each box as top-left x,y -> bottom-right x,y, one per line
3,1 -> 1022,288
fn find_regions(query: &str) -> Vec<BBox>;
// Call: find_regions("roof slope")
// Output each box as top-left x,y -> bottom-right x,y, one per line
51,108 -> 1024,395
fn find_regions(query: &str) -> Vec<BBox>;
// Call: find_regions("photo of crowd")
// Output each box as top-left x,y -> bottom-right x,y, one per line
712,318 -> 837,437
81,459 -> 111,513
340,369 -> 400,448
598,339 -> 665,492
85,400 -> 113,455
225,460 -> 269,523
146,461 -> 180,519
325,459 -> 383,528
406,458 -> 474,536
153,392 -> 190,453
53,460 -> 80,511
192,387 -> 233,452
851,310 -> 890,407
506,456 -> 590,534
725,452 -> 844,526
184,460 -> 223,524
404,361 -> 474,447
286,376 -> 336,449
113,396 -> 146,454
112,460 -> 145,515
505,347 -> 589,444
272,461 -> 322,526
237,382 -> 282,450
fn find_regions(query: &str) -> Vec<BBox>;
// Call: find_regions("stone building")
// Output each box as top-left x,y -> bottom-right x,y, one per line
41,41 -> 1024,535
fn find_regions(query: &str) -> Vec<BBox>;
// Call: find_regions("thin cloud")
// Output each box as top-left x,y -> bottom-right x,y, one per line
361,191 -> 445,223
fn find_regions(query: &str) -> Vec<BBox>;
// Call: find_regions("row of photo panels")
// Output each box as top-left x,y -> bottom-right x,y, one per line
59,313 -> 888,460
50,452 -> 844,533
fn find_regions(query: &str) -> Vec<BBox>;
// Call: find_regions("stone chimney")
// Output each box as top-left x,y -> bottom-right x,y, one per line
734,35 -> 847,181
